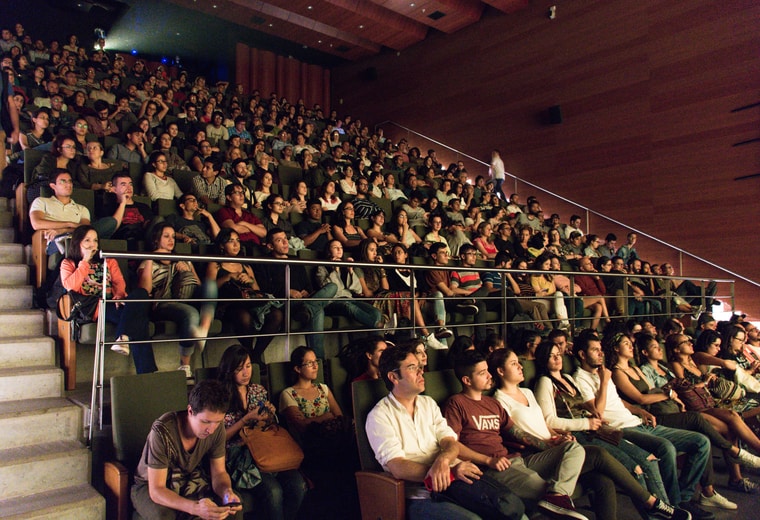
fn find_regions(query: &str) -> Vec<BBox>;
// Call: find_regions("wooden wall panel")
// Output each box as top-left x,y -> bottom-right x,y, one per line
332,0 -> 760,315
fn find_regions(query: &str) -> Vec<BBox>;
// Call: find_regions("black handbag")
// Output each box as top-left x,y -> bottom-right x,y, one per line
56,291 -> 99,340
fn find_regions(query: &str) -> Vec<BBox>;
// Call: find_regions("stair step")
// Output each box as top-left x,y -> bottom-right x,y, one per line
0,285 -> 32,310
0,211 -> 12,229
0,227 -> 14,243
0,196 -> 9,210
0,264 -> 30,286
0,398 -> 83,449
0,484 -> 105,520
0,310 -> 45,337
0,440 -> 90,501
0,337 -> 55,369
0,366 -> 62,403
0,244 -> 24,264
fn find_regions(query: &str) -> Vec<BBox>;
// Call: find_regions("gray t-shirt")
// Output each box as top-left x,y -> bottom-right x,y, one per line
133,411 -> 226,489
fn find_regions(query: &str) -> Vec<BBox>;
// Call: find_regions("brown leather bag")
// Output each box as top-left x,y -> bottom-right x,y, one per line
240,423 -> 304,473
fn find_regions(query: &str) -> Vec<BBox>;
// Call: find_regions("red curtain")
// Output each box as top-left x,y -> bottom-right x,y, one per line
236,44 -> 330,111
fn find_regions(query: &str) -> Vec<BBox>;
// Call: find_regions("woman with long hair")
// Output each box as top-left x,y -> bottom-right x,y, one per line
473,221 -> 497,260
143,151 -> 183,201
331,201 -> 367,255
530,253 -> 569,329
206,229 -> 284,363
27,134 -> 80,203
512,257 -> 551,330
390,208 -> 422,248
61,225 -> 156,373
493,347 -> 689,520
137,224 -> 213,378
19,107 -> 52,150
636,333 -> 760,495
217,344 -> 307,520
364,208 -> 398,249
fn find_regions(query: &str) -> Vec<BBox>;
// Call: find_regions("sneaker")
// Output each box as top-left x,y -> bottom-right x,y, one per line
178,364 -> 193,379
455,303 -> 479,315
678,501 -> 715,520
425,333 -> 447,350
727,477 -> 760,494
691,305 -> 704,320
735,447 -> 760,469
434,327 -> 454,339
537,494 -> 588,520
698,491 -> 737,510
111,335 -> 130,356
651,498 -> 692,520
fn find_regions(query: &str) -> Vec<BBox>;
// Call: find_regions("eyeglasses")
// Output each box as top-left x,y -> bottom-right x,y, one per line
300,360 -> 319,368
271,201 -> 284,206
60,144 -> 76,149
75,123 -> 88,128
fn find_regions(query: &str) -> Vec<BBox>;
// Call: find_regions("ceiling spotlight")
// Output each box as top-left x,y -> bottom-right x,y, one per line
307,5 -> 313,9
358,25 -> 364,29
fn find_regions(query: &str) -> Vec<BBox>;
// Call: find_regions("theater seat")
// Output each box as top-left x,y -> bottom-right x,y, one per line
351,378 -> 405,520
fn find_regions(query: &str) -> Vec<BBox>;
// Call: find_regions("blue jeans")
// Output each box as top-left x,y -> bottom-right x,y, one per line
575,431 -> 668,508
249,470 -> 307,520
494,178 -> 506,202
623,424 -> 710,504
105,287 -> 156,374
296,282 -> 337,359
327,298 -> 382,329
408,477 -> 526,520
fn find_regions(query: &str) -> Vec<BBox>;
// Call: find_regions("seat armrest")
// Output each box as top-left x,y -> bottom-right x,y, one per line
104,459 -> 130,520
355,470 -> 405,520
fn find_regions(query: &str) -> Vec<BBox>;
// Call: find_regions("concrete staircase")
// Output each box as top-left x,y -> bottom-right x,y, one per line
0,198 -> 105,519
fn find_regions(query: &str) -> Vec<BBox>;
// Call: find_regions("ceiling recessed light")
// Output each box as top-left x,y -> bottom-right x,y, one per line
269,23 -> 273,27
410,3 -> 415,6
358,25 -> 364,29
212,4 -> 217,8
318,40 -> 322,43
307,5 -> 313,9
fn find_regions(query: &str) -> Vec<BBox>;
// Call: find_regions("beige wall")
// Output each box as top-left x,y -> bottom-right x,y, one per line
332,0 -> 760,315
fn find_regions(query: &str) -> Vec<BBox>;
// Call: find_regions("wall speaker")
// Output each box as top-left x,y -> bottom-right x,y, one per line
548,105 -> 563,124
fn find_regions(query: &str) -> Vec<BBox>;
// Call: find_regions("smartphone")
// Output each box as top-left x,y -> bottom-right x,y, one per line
224,501 -> 242,508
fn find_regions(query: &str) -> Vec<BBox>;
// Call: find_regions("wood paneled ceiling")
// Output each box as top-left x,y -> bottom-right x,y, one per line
165,0 -> 528,61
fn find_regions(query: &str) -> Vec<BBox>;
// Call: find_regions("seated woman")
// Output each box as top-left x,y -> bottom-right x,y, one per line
76,141 -> 123,192
364,208 -> 397,250
318,180 -> 341,214
218,344 -> 307,520
530,253 -> 570,329
390,208 -> 422,249
206,229 -> 284,363
717,325 -> 760,388
288,180 -> 309,215
338,164 -> 357,196
315,239 -> 385,332
473,221 -> 497,260
137,224 -> 213,379
513,257 -> 551,329
331,201 -> 367,257
253,171 -> 275,209
422,214 -> 450,253
61,225 -> 156,373
492,347 -> 689,520
691,329 -> 760,398
143,151 -> 183,202
636,333 -> 760,495
261,194 -> 293,236
27,134 -> 81,203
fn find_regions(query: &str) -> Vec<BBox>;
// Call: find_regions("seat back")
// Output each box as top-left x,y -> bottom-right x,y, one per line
267,359 -> 324,403
110,371 -> 188,468
351,378 -> 389,471
326,356 -> 351,418
422,369 -> 462,408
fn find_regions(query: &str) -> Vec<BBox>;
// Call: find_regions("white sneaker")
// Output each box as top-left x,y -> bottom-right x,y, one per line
736,447 -> 760,469
111,336 -> 130,356
178,365 -> 193,379
425,333 -> 447,350
699,491 -> 737,510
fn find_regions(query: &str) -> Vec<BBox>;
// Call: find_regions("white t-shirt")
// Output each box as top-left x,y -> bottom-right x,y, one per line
572,368 -> 641,429
493,387 -> 552,440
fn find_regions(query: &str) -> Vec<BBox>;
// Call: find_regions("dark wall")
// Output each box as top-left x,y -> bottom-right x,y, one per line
332,0 -> 760,314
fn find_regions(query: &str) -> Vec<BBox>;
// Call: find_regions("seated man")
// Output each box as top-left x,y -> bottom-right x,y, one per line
295,199 -> 332,252
573,334 -> 715,520
444,350 -> 588,519
366,343 -> 526,520
165,193 -> 221,252
192,158 -> 229,207
106,124 -> 149,165
450,243 -> 489,343
99,171 -> 154,248
352,177 -> 382,219
29,169 -> 92,255
254,228 -> 338,359
215,184 -> 266,252
131,380 -> 243,519
352,336 -> 389,382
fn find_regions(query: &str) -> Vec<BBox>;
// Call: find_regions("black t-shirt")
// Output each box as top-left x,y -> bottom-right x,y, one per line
254,259 -> 314,298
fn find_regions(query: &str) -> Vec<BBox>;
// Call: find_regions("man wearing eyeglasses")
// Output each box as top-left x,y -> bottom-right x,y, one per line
366,344 -> 525,520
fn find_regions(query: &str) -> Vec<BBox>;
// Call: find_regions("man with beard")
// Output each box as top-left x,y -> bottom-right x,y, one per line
85,100 -> 119,138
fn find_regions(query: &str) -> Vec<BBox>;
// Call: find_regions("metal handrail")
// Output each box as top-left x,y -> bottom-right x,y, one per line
86,249 -> 733,440
375,120 -> 760,289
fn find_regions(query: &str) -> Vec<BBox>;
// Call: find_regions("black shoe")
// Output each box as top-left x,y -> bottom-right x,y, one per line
455,303 -> 479,315
434,327 -> 454,339
651,498 -> 692,520
679,501 -> 715,520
